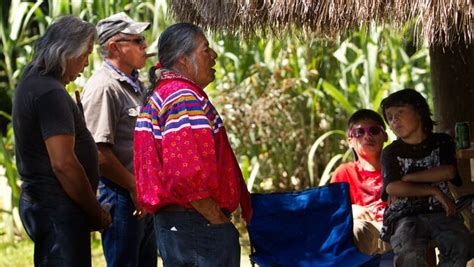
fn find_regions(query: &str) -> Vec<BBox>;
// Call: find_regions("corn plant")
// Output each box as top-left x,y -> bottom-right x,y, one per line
0,0 -> 48,242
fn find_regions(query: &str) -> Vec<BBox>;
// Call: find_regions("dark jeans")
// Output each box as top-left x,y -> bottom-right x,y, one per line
19,189 -> 91,267
390,213 -> 470,267
98,180 -> 157,267
154,210 -> 240,267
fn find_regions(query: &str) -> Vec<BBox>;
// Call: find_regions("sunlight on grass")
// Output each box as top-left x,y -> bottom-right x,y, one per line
0,236 -> 106,267
0,239 -> 33,266
0,232 -> 252,267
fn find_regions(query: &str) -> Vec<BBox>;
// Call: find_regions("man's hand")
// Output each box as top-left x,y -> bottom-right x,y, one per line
352,204 -> 375,221
97,144 -> 145,218
129,188 -> 146,219
89,205 -> 112,232
190,198 -> 230,224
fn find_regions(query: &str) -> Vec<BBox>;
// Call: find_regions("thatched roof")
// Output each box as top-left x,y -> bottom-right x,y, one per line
171,0 -> 474,46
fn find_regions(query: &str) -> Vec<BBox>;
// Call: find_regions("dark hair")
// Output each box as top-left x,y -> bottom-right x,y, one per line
347,109 -> 385,130
380,88 -> 435,134
144,23 -> 203,103
32,16 -> 97,78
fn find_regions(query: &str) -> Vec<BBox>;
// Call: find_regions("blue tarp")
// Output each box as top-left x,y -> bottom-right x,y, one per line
248,182 -> 372,267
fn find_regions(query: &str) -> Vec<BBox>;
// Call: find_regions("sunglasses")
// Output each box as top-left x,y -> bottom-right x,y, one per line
349,125 -> 385,138
114,36 -> 146,45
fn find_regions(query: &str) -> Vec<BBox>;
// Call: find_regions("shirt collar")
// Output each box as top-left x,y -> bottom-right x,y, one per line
104,60 -> 142,93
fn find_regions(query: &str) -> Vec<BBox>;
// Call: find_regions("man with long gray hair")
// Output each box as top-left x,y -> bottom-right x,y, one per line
12,16 -> 111,266
82,12 -> 157,266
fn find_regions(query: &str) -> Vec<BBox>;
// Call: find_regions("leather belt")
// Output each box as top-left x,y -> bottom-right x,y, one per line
160,204 -> 232,218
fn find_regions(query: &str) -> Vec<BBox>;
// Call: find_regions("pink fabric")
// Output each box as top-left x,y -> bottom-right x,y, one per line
134,71 -> 252,220
331,162 -> 386,221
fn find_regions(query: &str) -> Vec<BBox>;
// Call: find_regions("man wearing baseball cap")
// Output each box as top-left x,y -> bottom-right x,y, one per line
82,12 -> 157,266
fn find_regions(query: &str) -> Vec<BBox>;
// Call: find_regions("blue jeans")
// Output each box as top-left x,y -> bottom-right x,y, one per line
98,180 -> 157,267
19,187 -> 91,267
154,210 -> 240,267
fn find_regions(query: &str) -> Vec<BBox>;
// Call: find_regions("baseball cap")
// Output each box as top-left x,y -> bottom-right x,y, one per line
97,12 -> 150,45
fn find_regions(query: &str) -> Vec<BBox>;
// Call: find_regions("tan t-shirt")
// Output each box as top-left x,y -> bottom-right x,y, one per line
82,65 -> 144,173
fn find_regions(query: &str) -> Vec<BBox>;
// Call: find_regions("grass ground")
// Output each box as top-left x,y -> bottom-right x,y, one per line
3,233 -> 474,266
0,234 -> 253,267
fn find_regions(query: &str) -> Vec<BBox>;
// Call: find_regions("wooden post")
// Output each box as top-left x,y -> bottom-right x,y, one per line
430,43 -> 474,132
430,41 -> 474,230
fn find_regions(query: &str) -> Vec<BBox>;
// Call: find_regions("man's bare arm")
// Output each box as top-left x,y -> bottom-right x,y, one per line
45,134 -> 111,229
97,144 -> 144,217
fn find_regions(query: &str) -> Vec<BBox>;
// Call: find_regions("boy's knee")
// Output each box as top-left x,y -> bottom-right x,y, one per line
438,233 -> 470,261
436,221 -> 470,260
353,220 -> 381,255
390,235 -> 424,255
391,235 -> 428,266
353,220 -> 391,255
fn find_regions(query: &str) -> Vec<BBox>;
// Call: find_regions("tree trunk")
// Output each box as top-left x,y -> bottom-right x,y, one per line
430,42 -> 474,230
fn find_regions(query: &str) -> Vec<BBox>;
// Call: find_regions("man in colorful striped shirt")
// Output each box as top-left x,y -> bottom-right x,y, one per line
134,23 -> 252,267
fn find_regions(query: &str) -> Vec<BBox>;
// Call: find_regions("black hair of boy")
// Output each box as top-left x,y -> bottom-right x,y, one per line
347,109 -> 386,131
380,88 -> 435,135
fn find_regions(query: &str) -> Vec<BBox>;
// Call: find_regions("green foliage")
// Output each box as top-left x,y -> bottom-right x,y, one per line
322,25 -> 431,114
211,25 -> 431,192
0,0 -> 432,246
312,25 -> 431,185
0,116 -> 23,242
0,0 -> 46,95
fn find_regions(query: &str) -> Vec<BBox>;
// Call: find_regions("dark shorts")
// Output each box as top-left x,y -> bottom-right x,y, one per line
19,190 -> 91,267
154,210 -> 240,267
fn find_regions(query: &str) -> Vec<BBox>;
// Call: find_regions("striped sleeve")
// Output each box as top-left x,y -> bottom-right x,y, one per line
134,96 -> 164,212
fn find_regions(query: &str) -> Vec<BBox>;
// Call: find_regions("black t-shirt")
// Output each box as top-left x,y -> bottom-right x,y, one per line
381,132 -> 462,213
12,65 -> 99,195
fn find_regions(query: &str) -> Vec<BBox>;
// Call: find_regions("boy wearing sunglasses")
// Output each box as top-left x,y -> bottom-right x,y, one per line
380,88 -> 469,265
331,109 -> 390,255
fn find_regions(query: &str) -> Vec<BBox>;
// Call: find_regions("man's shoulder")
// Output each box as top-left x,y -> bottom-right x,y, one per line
84,66 -> 120,91
83,67 -> 129,100
16,66 -> 63,97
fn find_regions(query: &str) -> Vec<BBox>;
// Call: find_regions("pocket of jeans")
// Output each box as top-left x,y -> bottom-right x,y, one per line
207,222 -> 233,228
207,222 -> 239,243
